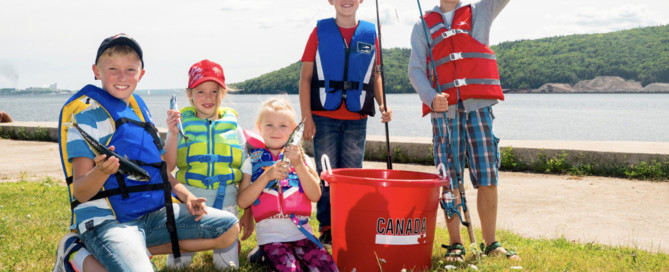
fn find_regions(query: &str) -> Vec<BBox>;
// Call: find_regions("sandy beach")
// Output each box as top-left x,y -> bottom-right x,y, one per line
1,138 -> 668,254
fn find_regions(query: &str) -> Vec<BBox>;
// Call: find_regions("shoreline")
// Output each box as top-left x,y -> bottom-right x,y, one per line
2,121 -> 669,169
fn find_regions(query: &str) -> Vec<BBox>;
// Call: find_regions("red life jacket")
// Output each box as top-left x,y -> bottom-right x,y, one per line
422,5 -> 504,116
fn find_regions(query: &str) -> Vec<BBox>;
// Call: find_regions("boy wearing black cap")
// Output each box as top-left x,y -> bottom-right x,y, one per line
53,34 -> 240,271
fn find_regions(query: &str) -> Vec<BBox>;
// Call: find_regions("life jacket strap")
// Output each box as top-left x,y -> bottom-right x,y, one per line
184,172 -> 235,189
187,154 -> 233,164
69,183 -> 165,210
115,173 -> 130,199
290,214 -> 323,248
434,52 -> 496,66
431,29 -> 471,45
313,80 -> 372,94
115,117 -> 163,151
159,161 -> 181,259
438,78 -> 501,91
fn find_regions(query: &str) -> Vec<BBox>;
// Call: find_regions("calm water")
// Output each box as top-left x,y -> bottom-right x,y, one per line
1,92 -> 668,142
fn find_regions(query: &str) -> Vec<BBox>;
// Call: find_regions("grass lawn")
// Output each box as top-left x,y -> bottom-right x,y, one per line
1,180 -> 667,271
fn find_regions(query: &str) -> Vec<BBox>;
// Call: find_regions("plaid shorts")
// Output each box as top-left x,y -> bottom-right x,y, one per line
431,104 -> 500,188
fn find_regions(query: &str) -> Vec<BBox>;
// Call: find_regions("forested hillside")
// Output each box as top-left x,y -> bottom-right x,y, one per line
231,25 -> 668,93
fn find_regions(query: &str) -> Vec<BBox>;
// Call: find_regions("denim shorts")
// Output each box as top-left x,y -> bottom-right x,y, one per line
431,104 -> 500,189
79,203 -> 238,271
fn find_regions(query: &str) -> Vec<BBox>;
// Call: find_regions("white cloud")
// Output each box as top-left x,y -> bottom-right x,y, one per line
560,5 -> 658,33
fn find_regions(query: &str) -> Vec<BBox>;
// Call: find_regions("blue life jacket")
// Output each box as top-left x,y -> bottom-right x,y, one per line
59,85 -> 167,223
310,18 -> 377,116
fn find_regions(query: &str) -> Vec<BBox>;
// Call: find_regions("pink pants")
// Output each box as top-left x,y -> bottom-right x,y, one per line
260,238 -> 338,272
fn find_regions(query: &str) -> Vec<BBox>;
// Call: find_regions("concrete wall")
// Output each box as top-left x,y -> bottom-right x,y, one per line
2,122 -> 667,168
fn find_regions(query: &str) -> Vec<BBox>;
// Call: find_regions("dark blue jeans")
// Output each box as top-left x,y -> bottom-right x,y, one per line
312,115 -> 367,230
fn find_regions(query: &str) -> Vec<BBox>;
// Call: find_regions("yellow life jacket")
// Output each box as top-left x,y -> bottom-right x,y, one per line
176,106 -> 243,208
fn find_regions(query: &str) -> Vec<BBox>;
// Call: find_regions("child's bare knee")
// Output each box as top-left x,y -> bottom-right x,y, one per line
217,223 -> 240,248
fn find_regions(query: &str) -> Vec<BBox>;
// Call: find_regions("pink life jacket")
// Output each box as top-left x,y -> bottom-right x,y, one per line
248,148 -> 312,222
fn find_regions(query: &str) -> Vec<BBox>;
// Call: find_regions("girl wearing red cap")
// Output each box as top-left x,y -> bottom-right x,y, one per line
163,59 -> 254,269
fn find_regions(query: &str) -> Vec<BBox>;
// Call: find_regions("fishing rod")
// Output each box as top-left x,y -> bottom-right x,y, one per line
416,0 -> 475,246
375,0 -> 393,170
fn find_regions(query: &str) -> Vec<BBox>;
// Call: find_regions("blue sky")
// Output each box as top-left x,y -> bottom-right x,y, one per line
1,0 -> 667,90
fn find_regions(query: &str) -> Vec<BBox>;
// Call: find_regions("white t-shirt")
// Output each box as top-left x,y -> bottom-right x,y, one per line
242,153 -> 317,245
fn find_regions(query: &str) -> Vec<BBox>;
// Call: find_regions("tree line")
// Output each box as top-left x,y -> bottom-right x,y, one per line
231,24 -> 668,93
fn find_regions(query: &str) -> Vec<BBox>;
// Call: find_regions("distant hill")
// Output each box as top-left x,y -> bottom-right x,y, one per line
231,25 -> 669,93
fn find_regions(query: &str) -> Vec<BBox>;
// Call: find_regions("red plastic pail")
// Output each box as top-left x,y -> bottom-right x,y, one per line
321,168 -> 448,272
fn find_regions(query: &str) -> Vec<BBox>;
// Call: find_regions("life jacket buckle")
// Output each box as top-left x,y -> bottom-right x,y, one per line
449,52 -> 463,61
343,81 -> 353,90
453,79 -> 467,87
441,29 -> 456,39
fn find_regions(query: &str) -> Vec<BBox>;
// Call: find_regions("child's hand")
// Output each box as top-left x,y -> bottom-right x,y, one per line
165,109 -> 181,136
186,196 -> 208,221
303,117 -> 316,141
432,93 -> 450,112
283,145 -> 303,165
264,161 -> 290,181
94,146 -> 119,175
379,105 -> 392,123
239,208 -> 255,240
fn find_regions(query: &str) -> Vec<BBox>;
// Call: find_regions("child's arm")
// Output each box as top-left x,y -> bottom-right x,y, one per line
237,162 -> 290,209
71,149 -> 120,203
299,61 -> 316,140
162,109 -> 181,172
284,145 -> 321,202
373,65 -> 392,123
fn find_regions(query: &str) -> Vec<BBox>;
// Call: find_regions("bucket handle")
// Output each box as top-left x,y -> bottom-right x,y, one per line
320,154 -> 332,175
436,163 -> 447,179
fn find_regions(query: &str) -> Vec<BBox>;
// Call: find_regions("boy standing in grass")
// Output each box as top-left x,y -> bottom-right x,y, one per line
54,33 -> 239,271
408,0 -> 520,262
299,0 -> 392,245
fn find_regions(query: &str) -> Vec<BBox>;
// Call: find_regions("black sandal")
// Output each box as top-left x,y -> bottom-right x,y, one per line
481,241 -> 518,259
442,243 -> 466,262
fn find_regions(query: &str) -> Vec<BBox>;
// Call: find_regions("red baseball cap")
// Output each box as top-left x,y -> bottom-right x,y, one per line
188,59 -> 226,89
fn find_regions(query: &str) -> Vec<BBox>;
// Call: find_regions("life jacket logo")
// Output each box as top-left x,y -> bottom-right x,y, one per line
375,217 -> 428,245
357,42 -> 373,54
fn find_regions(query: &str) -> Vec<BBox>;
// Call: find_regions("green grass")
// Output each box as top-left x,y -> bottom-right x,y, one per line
2,180 -> 669,271
500,147 -> 669,181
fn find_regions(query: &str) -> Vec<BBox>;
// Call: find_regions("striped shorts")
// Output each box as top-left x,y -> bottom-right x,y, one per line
431,104 -> 500,188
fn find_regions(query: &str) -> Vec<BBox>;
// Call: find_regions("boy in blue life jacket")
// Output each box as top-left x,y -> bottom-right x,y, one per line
298,0 -> 392,245
408,0 -> 519,262
53,33 -> 240,272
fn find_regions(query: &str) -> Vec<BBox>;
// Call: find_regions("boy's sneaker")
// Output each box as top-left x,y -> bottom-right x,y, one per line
247,246 -> 267,266
52,232 -> 83,272
319,228 -> 332,245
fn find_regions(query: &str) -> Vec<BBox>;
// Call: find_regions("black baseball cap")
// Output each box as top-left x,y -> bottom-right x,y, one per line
95,33 -> 144,68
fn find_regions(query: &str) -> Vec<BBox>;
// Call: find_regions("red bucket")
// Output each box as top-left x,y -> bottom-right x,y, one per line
321,168 -> 448,272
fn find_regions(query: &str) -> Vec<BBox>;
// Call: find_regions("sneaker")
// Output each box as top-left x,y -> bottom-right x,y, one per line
247,246 -> 267,265
52,232 -> 83,272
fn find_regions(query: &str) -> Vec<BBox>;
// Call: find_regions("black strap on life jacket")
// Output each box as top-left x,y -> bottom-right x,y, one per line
313,80 -> 373,95
69,182 -> 165,210
115,117 -> 164,151
160,161 -> 181,258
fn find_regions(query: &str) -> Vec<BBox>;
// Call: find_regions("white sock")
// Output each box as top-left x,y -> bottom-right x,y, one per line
165,252 -> 194,268
213,240 -> 239,270
70,247 -> 90,272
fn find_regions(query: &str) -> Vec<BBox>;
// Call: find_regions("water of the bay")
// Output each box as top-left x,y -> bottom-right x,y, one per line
1,92 -> 667,142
